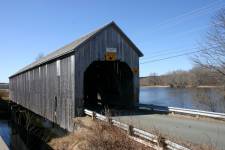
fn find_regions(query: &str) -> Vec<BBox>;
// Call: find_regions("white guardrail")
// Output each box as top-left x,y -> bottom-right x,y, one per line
138,104 -> 225,120
84,109 -> 190,150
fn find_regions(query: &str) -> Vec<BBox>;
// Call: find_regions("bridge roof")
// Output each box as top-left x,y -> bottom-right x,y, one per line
10,21 -> 143,78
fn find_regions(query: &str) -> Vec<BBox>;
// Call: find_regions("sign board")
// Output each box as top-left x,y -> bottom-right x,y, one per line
132,68 -> 139,74
105,48 -> 117,61
106,48 -> 117,53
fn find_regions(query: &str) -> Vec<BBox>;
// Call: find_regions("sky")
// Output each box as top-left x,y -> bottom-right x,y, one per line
0,0 -> 224,82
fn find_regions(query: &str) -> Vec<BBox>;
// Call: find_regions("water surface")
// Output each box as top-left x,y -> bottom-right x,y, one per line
140,87 -> 225,113
0,120 -> 11,147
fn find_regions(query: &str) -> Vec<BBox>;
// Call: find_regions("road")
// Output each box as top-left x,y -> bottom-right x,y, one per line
113,114 -> 225,150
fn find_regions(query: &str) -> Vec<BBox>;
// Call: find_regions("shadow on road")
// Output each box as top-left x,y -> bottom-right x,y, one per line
87,104 -> 170,117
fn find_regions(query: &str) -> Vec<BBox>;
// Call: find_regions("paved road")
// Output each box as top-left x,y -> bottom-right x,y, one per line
113,114 -> 225,150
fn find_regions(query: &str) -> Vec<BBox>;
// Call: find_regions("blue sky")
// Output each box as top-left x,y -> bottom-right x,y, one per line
0,0 -> 224,82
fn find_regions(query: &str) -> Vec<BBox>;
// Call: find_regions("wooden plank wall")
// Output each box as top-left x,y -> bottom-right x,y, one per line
74,26 -> 139,115
9,55 -> 75,131
9,25 -> 141,129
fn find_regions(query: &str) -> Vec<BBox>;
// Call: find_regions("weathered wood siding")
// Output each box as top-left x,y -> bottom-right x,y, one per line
9,55 -> 75,131
9,23 -> 141,130
74,26 -> 139,115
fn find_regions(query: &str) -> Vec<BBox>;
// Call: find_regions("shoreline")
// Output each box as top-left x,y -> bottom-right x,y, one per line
140,85 -> 224,88
197,85 -> 224,88
141,85 -> 169,88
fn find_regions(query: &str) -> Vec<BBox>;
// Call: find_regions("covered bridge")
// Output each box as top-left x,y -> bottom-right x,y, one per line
9,22 -> 143,131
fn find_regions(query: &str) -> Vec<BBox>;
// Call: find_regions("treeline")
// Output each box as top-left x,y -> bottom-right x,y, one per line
140,66 -> 224,88
0,83 -> 9,89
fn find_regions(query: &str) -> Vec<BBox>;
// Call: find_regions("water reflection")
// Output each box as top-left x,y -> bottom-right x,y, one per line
11,122 -> 52,150
140,87 -> 225,113
0,120 -> 53,150
0,120 -> 11,147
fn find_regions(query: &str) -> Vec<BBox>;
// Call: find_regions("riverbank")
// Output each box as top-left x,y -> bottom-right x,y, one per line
141,85 -> 224,88
0,89 -> 9,101
141,85 -> 169,88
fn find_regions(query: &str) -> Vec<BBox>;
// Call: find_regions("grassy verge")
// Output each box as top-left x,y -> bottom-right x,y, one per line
48,117 -> 152,150
0,89 -> 9,100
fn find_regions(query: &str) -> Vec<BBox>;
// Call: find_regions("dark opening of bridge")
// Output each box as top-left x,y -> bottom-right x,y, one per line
83,61 -> 134,110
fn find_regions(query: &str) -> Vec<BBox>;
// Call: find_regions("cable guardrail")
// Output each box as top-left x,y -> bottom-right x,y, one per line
84,109 -> 190,150
138,104 -> 225,119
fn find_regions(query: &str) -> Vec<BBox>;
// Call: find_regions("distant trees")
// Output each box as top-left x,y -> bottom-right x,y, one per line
190,65 -> 219,86
148,73 -> 161,86
140,66 -> 221,87
166,70 -> 195,88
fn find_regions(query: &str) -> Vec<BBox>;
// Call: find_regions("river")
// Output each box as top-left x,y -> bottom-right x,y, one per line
0,120 -> 11,147
140,86 -> 225,113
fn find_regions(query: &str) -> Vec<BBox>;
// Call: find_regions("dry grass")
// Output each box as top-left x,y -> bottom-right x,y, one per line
49,117 -> 152,150
0,89 -> 9,100
49,114 -> 219,150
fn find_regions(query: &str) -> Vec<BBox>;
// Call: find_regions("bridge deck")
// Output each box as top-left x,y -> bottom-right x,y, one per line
113,114 -> 225,150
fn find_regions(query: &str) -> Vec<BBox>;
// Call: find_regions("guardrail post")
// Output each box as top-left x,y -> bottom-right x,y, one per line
196,114 -> 199,119
127,125 -> 134,136
92,112 -> 96,120
158,137 -> 166,149
107,117 -> 112,124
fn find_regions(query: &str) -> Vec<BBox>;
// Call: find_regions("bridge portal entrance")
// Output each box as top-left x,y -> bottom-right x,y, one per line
83,61 -> 134,110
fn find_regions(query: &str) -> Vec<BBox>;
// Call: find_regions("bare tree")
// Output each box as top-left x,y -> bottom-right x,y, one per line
193,8 -> 225,109
194,8 -> 225,82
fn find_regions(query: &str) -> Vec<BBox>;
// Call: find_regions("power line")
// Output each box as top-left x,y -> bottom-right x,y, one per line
140,23 -> 214,61
156,1 -> 220,26
140,24 -> 212,61
161,24 -> 210,38
140,46 -> 191,57
140,24 -> 224,62
140,47 -> 198,61
150,1 -> 223,33
146,1 -> 225,38
140,3 -> 224,62
139,2 -> 225,65
140,46 -> 222,64
140,50 -> 202,64
140,25 -> 211,60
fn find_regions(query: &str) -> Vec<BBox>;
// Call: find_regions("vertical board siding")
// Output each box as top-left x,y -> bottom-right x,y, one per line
58,56 -> 74,129
9,54 -> 75,131
9,25 -> 141,131
74,26 -> 139,116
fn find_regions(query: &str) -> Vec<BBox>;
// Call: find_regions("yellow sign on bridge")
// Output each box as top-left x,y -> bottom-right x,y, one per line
105,48 -> 117,61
